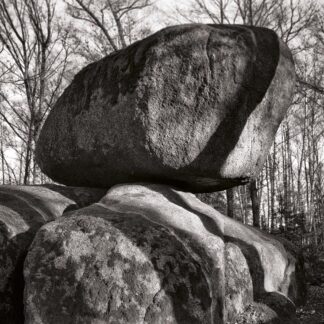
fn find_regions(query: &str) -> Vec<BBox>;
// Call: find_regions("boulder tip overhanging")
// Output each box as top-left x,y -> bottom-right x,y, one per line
35,24 -> 295,192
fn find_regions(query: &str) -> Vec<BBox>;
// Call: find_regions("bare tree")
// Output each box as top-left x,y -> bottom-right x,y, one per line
0,0 -> 75,184
226,187 -> 234,218
65,0 -> 152,61
190,0 -> 232,24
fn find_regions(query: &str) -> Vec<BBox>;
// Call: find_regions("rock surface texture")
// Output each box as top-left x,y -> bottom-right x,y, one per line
36,24 -> 295,192
0,185 -> 106,324
24,184 -> 304,324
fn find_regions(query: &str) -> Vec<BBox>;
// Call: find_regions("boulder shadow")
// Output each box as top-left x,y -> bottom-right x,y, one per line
0,229 -> 36,324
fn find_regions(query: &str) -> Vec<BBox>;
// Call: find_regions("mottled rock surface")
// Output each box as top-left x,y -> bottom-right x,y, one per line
0,185 -> 106,324
36,24 -> 295,192
24,208 -> 214,324
234,300 -> 299,324
24,183 -> 304,323
225,242 -> 253,322
272,235 -> 307,305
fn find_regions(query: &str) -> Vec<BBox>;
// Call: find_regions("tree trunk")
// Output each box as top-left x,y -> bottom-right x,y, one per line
226,188 -> 235,218
249,179 -> 260,228
270,140 -> 277,232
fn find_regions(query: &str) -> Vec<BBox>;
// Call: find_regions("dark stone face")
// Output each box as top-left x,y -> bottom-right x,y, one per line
36,24 -> 295,192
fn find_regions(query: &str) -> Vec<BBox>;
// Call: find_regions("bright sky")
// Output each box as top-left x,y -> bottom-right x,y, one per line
56,0 -> 324,32
147,0 -> 324,33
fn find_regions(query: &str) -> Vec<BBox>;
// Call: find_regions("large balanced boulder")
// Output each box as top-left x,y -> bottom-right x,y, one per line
0,185 -> 105,324
36,24 -> 295,192
24,184 -> 304,323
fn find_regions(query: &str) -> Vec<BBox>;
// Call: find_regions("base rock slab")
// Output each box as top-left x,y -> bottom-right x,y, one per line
24,184 -> 305,323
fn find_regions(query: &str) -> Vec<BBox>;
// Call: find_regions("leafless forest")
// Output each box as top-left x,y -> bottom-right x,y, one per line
0,0 -> 323,255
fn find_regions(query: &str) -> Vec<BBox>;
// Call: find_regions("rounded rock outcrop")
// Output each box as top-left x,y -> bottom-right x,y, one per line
24,183 -> 305,323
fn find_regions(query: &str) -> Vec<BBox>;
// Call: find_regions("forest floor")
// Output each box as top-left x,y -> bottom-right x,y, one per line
297,284 -> 324,324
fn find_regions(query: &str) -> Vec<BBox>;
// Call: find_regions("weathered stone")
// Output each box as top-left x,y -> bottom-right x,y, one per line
225,242 -> 253,322
0,185 -> 105,324
36,24 -> 295,192
259,291 -> 298,323
24,208 -> 214,324
234,302 -> 297,324
196,191 -> 227,214
272,235 -> 307,305
24,184 -> 304,323
235,293 -> 300,324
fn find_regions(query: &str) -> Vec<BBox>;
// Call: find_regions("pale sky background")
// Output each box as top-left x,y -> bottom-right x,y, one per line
56,0 -> 324,33
152,0 -> 324,26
